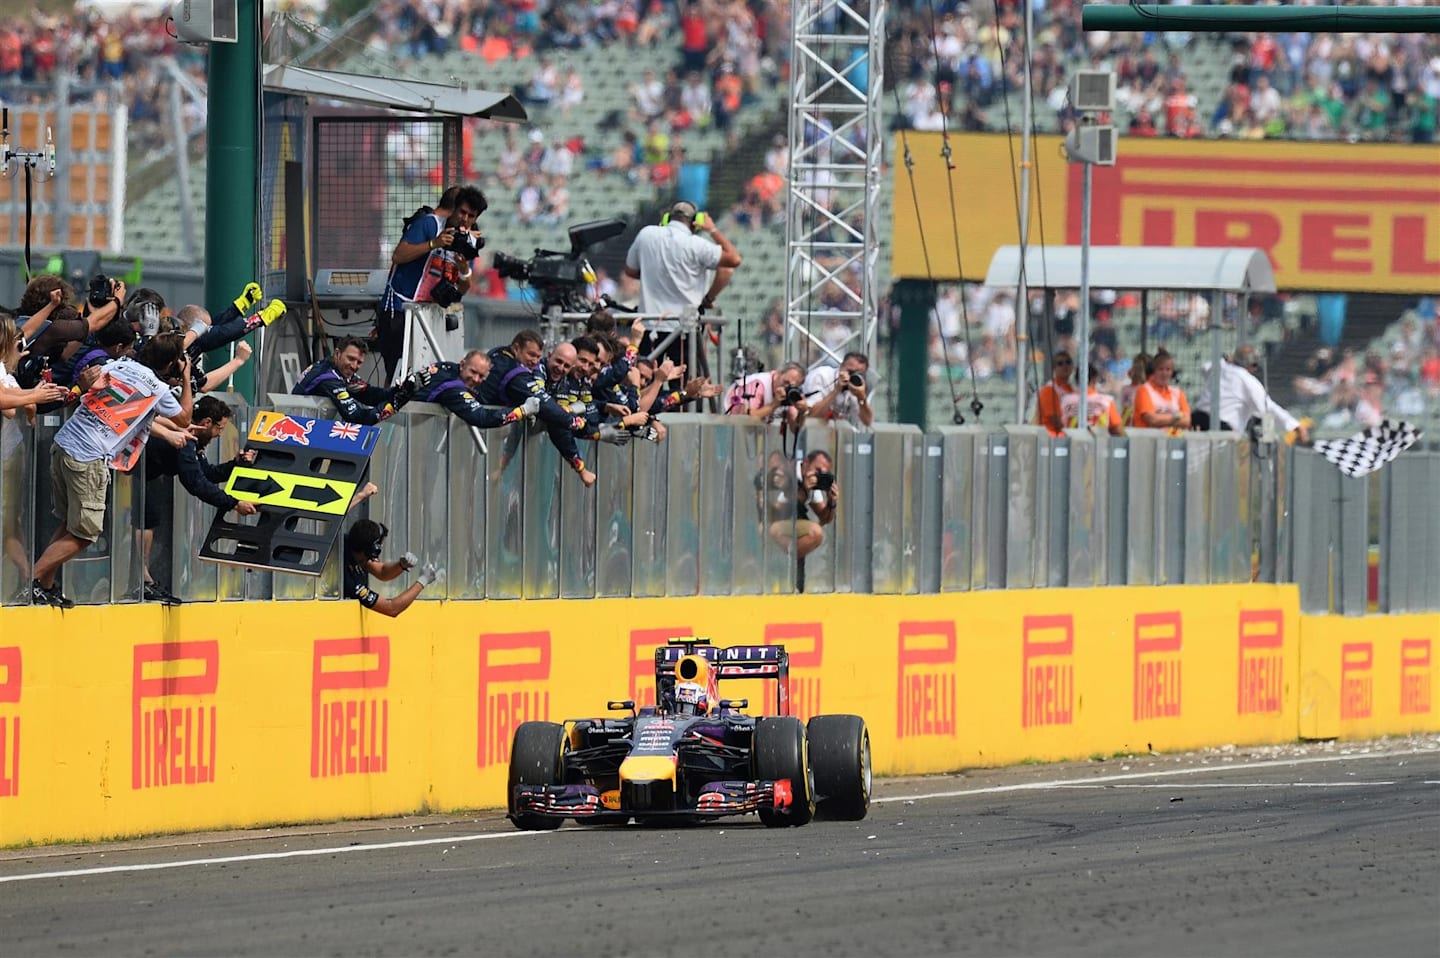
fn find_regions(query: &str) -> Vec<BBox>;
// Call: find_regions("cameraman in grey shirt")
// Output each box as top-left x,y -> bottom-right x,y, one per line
804,351 -> 873,428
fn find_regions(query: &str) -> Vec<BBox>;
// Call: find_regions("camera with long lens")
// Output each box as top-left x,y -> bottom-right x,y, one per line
88,274 -> 118,309
847,371 -> 864,388
492,217 -> 627,311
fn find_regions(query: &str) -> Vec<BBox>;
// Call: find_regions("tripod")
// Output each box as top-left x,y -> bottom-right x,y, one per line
0,108 -> 58,279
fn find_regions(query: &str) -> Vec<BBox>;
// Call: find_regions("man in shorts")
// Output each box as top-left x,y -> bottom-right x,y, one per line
31,333 -> 192,607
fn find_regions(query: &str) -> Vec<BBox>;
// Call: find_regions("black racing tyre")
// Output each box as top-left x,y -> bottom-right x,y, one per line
752,716 -> 814,827
508,721 -> 567,831
807,714 -> 872,821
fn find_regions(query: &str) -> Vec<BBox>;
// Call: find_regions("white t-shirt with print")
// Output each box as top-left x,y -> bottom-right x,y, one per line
56,357 -> 183,463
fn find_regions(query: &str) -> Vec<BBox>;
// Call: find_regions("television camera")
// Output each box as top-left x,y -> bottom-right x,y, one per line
493,217 -> 627,312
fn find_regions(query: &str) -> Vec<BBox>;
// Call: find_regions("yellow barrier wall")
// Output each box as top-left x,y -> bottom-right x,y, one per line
1299,613 -> 1439,740
1,584 -> 1432,846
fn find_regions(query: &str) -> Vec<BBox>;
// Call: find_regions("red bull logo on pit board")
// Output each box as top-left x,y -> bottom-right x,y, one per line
263,415 -> 314,445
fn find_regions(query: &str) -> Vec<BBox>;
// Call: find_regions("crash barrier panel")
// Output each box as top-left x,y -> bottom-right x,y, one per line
2,398 -> 1436,612
5,583 -> 1434,846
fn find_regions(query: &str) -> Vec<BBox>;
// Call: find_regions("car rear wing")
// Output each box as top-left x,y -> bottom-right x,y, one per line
655,639 -> 792,716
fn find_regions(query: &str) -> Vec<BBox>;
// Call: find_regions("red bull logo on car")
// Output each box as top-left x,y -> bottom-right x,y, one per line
249,411 -> 315,446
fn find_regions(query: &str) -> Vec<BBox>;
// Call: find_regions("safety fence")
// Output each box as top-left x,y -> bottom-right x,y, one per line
0,589 -> 1435,844
0,396 -> 1436,612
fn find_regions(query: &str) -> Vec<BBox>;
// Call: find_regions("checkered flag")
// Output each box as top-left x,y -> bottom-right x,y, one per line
1313,420 -> 1422,479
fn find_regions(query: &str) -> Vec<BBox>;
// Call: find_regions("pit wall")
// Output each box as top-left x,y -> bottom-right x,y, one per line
1,585 -> 1435,845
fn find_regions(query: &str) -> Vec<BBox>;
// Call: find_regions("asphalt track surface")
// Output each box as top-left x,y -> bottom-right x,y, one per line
3,743 -> 1437,957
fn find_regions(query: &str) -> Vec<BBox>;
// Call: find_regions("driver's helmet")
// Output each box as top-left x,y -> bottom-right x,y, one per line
673,680 -> 710,717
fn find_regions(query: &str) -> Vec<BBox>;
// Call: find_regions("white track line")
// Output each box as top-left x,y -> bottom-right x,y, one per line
873,748 -> 1437,805
1052,781 -> 1395,789
0,829 -> 547,885
3,750 -> 1433,886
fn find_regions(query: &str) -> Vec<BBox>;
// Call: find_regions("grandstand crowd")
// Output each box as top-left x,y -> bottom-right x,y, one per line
878,1 -> 1438,422
2,0 -> 1436,426
887,0 -> 1439,143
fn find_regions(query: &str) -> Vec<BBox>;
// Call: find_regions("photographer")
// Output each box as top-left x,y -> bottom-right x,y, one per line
377,184 -> 489,381
342,519 -> 442,618
758,449 -> 838,561
13,276 -> 118,388
804,351 -> 874,428
725,361 -> 808,429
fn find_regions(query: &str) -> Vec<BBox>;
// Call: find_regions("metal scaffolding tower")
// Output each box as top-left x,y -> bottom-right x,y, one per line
782,0 -> 887,367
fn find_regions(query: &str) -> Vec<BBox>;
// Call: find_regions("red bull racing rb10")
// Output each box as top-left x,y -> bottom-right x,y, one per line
507,637 -> 872,828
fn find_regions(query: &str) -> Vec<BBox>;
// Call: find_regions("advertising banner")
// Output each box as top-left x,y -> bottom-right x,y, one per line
1299,614 -> 1436,740
890,133 -> 1440,294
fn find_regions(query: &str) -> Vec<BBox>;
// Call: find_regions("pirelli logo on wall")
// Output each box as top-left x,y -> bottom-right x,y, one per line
891,135 -> 1440,294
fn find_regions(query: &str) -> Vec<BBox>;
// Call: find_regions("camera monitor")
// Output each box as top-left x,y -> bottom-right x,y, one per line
567,217 -> 627,256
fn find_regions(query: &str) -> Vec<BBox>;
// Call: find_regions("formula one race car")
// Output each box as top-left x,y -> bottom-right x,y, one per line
507,637 -> 871,829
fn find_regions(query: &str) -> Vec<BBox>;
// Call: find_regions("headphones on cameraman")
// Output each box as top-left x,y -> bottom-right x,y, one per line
346,521 -> 388,561
660,201 -> 706,233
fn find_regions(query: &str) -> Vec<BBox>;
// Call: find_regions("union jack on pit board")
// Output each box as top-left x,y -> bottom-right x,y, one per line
329,422 -> 361,441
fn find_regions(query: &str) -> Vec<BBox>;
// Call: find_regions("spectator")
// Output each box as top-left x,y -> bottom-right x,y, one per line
1132,349 -> 1191,433
31,332 -> 193,608
540,138 -> 575,180
1,315 -> 67,583
1119,352 -> 1150,427
541,175 -> 572,226
679,2 -> 710,74
507,176 -> 541,229
522,54 -> 560,106
495,130 -> 524,189
631,68 -> 666,122
558,66 -> 585,117
1035,350 -> 1075,437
